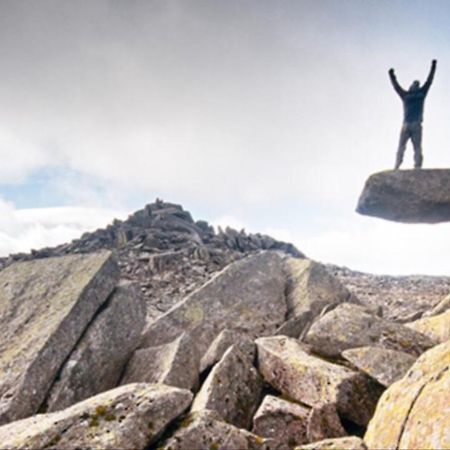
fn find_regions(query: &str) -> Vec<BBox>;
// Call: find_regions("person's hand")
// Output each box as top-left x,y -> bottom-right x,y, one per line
389,68 -> 395,75
432,59 -> 437,66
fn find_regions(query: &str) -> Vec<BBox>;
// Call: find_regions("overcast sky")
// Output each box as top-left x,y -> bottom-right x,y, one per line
1,0 -> 450,275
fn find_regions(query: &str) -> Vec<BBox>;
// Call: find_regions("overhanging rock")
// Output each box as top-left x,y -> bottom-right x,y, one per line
356,169 -> 450,223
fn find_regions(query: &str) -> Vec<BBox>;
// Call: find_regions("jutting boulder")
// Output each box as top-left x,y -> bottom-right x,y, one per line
256,336 -> 383,426
46,281 -> 146,411
140,252 -> 287,354
356,169 -> 450,223
0,383 -> 193,450
0,251 -> 119,424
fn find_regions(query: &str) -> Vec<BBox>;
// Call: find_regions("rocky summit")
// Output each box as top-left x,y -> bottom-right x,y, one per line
0,200 -> 449,449
356,169 -> 450,223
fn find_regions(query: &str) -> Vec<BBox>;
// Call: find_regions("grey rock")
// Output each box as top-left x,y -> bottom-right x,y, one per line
342,346 -> 416,387
280,259 -> 356,339
306,403 -> 347,443
192,345 -> 262,428
256,336 -> 383,426
46,282 -> 146,411
160,410 -> 275,450
0,383 -> 193,450
356,169 -> 450,223
121,333 -> 199,391
140,252 -> 287,355
295,436 -> 367,450
200,329 -> 255,373
0,251 -> 119,424
305,303 -> 435,358
252,395 -> 310,448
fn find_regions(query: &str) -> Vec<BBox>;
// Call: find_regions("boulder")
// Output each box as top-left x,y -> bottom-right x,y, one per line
140,252 -> 287,354
406,309 -> 450,343
121,333 -> 199,391
45,282 -> 146,411
0,251 -> 119,424
295,436 -> 367,450
159,410 -> 275,450
256,337 -> 383,426
422,293 -> 450,317
200,329 -> 255,373
252,395 -> 310,448
277,259 -> 355,338
191,345 -> 262,428
365,340 -> 450,450
306,403 -> 347,443
356,169 -> 450,223
341,346 -> 416,387
305,303 -> 435,358
0,383 -> 193,450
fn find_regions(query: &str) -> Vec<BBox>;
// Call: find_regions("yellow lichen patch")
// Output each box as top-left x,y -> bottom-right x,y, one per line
183,303 -> 204,328
365,341 -> 450,450
407,309 -> 450,343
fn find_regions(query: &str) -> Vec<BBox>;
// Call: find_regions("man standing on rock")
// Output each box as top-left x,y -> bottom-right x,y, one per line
389,59 -> 437,169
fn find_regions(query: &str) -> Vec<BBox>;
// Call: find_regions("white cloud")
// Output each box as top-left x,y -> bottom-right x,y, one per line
0,199 -> 126,257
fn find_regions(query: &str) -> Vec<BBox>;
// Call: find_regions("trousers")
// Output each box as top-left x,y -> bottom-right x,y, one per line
395,121 -> 423,169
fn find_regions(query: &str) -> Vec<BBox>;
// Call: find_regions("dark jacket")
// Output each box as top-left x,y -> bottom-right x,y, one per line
389,63 -> 436,123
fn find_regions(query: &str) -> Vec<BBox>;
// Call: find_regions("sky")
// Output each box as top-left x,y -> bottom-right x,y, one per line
1,0 -> 450,275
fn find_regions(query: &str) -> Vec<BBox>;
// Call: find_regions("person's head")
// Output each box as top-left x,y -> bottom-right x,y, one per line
409,80 -> 420,91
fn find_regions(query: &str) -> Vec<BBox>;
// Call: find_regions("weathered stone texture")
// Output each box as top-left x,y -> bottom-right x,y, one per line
306,403 -> 347,443
252,395 -> 310,448
160,410 -> 275,450
200,329 -> 255,373
305,303 -> 435,358
121,333 -> 199,391
406,308 -> 450,343
0,251 -> 119,424
0,383 -> 193,450
278,259 -> 355,338
192,345 -> 262,428
341,346 -> 416,387
365,340 -> 450,450
46,281 -> 145,411
256,336 -> 383,426
356,169 -> 450,223
140,252 -> 287,354
295,436 -> 367,450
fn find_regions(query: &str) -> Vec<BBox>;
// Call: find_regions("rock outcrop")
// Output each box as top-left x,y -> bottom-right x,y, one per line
1,199 -> 448,449
159,410 -> 274,450
0,251 -> 119,424
341,346 -> 416,387
140,252 -> 287,354
199,329 -> 256,373
252,395 -> 310,448
121,333 -> 200,391
191,345 -> 262,429
46,281 -> 145,411
365,340 -> 450,450
305,303 -> 435,357
356,169 -> 450,223
0,383 -> 192,450
256,336 -> 383,426
277,259 -> 356,338
0,201 -> 302,322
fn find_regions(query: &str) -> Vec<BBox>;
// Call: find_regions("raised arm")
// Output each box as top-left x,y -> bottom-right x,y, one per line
389,68 -> 406,98
421,59 -> 437,93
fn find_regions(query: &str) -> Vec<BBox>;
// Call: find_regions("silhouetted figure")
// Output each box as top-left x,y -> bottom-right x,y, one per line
389,60 -> 437,169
